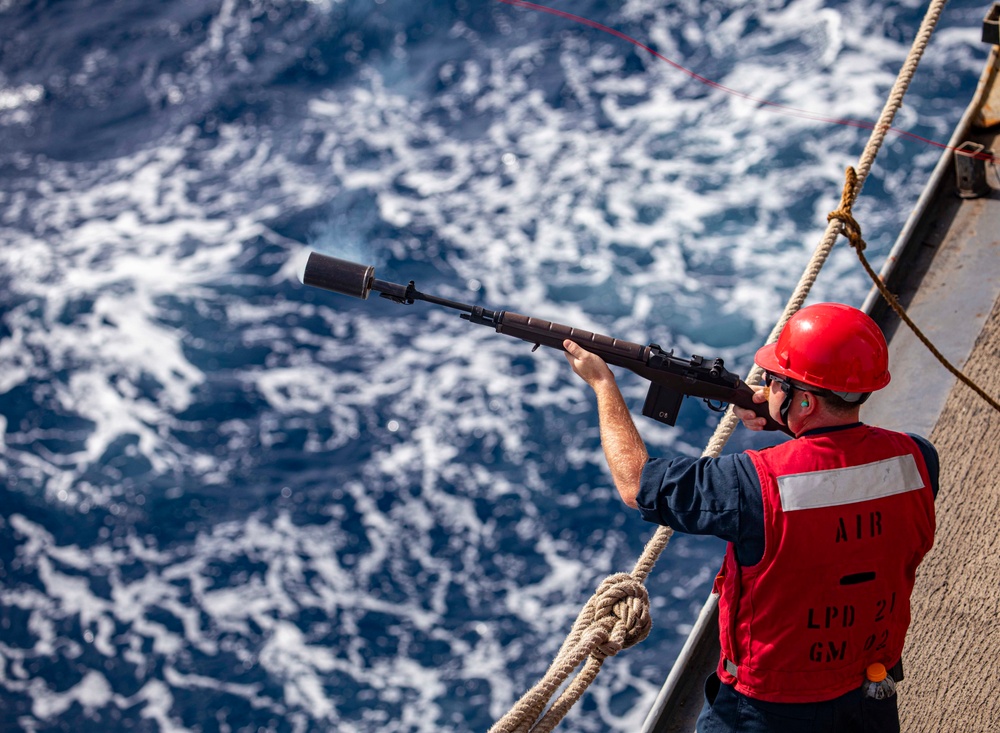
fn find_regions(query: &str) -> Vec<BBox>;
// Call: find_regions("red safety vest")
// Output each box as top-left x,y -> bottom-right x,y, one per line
715,425 -> 935,703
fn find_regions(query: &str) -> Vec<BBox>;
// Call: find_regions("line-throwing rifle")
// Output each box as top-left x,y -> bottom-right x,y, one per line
302,252 -> 789,434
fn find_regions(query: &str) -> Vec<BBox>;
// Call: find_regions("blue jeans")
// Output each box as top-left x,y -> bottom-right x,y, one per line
696,673 -> 900,733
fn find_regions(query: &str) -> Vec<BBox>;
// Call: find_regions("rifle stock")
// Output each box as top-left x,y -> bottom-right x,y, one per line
303,252 -> 790,435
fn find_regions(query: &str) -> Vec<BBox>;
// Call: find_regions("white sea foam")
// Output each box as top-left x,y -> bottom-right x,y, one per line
0,0 -> 988,730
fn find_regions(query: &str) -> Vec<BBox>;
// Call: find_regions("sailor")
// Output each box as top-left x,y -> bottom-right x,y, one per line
562,302 -> 938,733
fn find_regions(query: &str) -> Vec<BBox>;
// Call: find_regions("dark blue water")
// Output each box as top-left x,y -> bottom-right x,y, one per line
0,1 -> 988,730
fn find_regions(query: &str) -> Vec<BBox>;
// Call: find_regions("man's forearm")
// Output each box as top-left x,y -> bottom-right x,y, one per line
592,379 -> 648,508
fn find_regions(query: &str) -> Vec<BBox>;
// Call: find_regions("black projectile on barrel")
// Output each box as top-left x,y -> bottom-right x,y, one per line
303,252 -> 375,299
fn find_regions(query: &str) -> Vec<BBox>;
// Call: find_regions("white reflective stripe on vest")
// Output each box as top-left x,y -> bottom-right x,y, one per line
777,454 -> 924,512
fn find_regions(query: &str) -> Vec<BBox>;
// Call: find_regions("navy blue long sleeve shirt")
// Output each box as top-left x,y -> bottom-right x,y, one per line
635,423 -> 940,567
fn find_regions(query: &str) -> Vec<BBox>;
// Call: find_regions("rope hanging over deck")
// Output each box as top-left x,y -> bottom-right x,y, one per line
489,1 -> 950,730
830,167 -> 1000,414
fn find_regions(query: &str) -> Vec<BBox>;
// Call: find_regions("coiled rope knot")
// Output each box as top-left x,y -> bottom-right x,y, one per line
827,166 -> 868,253
586,572 -> 652,660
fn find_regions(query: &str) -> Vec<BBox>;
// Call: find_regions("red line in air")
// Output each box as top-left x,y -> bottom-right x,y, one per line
497,0 -> 998,164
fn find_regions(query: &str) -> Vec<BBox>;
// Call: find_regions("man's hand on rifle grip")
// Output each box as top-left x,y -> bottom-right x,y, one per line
733,385 -> 772,432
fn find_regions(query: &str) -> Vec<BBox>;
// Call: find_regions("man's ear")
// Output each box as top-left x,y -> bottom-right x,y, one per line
798,394 -> 819,415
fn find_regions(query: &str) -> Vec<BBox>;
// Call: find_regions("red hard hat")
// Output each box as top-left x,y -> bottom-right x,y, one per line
754,303 -> 891,393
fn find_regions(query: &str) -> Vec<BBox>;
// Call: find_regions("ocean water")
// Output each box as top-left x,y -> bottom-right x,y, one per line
0,0 -> 989,731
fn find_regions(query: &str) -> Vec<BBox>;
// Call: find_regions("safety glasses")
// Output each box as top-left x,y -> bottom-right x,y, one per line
763,372 -> 792,393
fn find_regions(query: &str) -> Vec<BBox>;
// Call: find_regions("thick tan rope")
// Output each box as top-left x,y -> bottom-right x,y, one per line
488,572 -> 655,733
489,1 -> 949,729
830,167 -> 1000,413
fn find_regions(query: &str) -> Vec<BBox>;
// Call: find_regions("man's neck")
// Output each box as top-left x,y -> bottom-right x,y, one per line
791,410 -> 862,437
